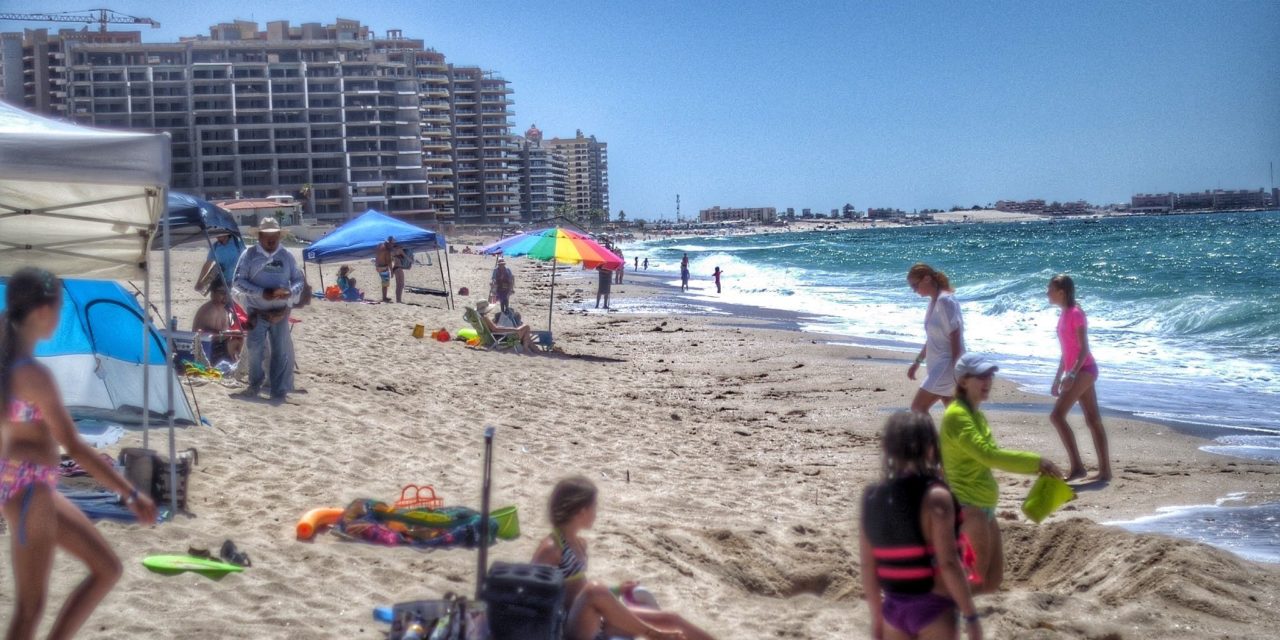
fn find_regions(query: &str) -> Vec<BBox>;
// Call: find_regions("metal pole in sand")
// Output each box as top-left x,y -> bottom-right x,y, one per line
547,258 -> 557,335
162,202 -> 179,516
443,246 -> 455,310
141,231 -> 151,450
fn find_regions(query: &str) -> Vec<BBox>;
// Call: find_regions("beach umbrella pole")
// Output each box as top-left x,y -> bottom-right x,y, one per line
548,258 -> 557,335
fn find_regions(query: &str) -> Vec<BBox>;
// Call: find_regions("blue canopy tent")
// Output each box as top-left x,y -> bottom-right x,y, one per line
0,278 -> 197,426
302,210 -> 453,308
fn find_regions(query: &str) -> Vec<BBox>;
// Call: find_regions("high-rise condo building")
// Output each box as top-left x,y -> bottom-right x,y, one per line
513,124 -> 568,222
0,19 -> 517,224
546,130 -> 608,221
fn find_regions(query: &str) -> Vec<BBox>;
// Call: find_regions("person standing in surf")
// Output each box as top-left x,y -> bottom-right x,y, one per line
679,254 -> 691,292
2,267 -> 157,639
906,263 -> 965,413
861,411 -> 983,640
1047,274 -> 1112,482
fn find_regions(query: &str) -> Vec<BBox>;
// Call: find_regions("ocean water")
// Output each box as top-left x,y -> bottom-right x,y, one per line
626,211 -> 1280,561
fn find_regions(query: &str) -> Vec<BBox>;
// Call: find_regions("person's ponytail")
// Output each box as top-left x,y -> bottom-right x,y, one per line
1,267 -> 62,411
0,311 -> 16,411
933,270 -> 953,292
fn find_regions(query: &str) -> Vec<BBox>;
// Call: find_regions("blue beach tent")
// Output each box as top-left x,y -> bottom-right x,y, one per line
0,277 -> 197,426
302,209 -> 453,307
166,192 -> 243,249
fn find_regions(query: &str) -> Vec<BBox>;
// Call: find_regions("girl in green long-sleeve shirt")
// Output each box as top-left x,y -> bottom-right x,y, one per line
940,354 -> 1063,593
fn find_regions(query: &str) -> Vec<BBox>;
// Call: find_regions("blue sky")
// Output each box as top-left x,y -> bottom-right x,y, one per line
5,1 -> 1278,218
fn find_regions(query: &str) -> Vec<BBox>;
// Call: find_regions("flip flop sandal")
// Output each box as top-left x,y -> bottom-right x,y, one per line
187,546 -> 211,559
219,539 -> 251,567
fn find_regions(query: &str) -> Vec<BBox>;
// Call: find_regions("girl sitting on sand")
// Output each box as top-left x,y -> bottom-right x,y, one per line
1047,275 -> 1112,482
906,263 -> 965,413
532,476 -> 715,640
940,354 -> 1063,593
861,411 -> 983,640
2,267 -> 157,639
336,265 -> 363,301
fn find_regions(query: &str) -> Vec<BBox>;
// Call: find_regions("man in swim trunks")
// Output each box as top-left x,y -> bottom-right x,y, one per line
374,236 -> 406,303
191,284 -> 242,363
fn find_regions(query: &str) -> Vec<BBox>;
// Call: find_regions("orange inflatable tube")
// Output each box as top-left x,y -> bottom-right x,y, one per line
296,507 -> 344,540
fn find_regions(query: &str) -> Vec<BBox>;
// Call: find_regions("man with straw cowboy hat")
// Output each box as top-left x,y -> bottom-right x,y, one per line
232,217 -> 304,401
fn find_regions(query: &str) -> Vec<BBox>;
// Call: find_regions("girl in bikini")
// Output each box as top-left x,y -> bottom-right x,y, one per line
861,412 -> 982,640
532,476 -> 714,640
1047,274 -> 1112,482
2,267 -> 157,639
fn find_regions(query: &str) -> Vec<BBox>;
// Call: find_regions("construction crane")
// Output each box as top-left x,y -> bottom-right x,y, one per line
0,9 -> 160,34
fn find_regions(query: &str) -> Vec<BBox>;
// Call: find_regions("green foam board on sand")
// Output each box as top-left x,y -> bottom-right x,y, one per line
142,555 -> 244,579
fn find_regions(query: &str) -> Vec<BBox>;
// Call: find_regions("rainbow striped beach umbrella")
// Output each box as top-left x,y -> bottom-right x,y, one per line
480,227 -> 623,334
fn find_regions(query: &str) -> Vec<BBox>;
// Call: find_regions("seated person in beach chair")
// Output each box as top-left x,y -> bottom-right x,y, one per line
336,265 -> 364,301
465,301 -> 536,351
533,477 -> 714,640
192,284 -> 243,363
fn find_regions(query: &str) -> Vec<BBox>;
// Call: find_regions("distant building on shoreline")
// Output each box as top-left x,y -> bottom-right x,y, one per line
546,130 -> 609,222
699,206 -> 777,223
1130,188 -> 1274,213
1,18 -> 520,225
995,199 -> 1046,213
513,124 -> 568,223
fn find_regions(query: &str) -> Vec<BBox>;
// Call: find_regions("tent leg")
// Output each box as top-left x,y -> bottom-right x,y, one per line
436,248 -> 448,310
318,263 -> 324,289
163,198 -> 179,517
444,248 -> 455,310
141,237 -> 152,450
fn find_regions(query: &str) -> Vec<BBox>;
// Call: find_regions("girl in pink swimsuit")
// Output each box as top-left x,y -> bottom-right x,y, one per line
1047,274 -> 1112,482
2,267 -> 157,639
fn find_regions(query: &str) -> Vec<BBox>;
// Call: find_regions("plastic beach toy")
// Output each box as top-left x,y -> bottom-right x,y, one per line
142,555 -> 244,579
1021,474 -> 1076,523
296,507 -> 344,540
491,505 -> 520,540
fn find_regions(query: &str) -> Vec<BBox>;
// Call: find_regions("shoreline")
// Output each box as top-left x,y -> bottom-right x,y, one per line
2,249 -> 1279,638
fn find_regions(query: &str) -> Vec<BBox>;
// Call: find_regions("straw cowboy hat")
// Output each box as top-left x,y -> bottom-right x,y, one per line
257,218 -> 283,235
476,300 -> 492,315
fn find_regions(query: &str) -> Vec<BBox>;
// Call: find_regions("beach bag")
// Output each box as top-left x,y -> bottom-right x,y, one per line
119,447 -> 198,512
397,249 -> 415,271
325,285 -> 342,301
384,593 -> 469,640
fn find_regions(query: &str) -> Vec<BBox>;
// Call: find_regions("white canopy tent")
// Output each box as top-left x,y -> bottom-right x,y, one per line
0,100 -> 185,516
0,100 -> 168,278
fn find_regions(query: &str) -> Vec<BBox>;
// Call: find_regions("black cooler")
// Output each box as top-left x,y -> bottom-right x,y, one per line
482,562 -> 565,640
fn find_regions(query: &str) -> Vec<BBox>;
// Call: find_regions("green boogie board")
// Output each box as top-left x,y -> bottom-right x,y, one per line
142,555 -> 244,579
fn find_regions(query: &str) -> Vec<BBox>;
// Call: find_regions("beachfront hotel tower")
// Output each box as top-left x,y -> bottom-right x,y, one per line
546,130 -> 609,221
513,124 -> 569,223
0,18 -> 518,225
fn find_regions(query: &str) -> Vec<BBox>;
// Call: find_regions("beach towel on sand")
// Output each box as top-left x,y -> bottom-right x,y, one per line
336,498 -> 498,548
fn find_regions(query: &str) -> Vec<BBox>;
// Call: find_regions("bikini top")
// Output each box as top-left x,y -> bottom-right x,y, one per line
553,529 -> 588,582
6,358 -> 43,424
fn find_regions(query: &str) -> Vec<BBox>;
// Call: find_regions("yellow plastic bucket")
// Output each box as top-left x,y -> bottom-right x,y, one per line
1021,474 -> 1076,523
491,505 -> 520,540
412,324 -> 425,339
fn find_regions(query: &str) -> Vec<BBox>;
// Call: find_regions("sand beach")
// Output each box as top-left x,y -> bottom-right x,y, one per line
2,246 -> 1279,639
